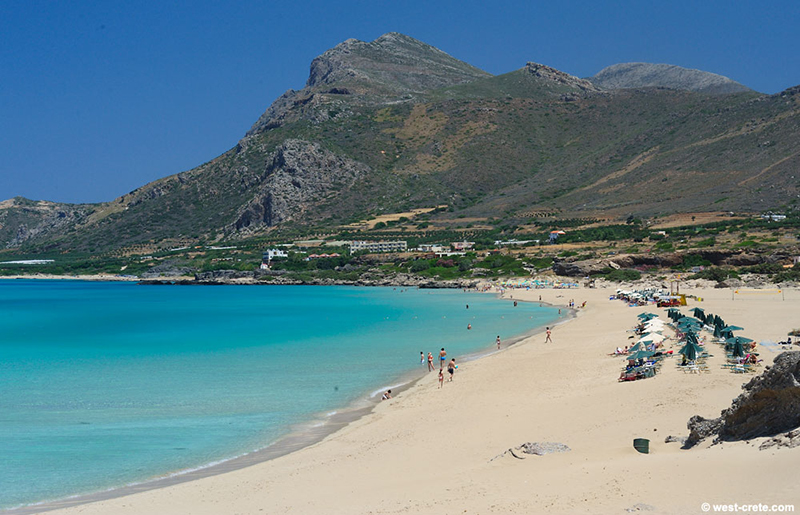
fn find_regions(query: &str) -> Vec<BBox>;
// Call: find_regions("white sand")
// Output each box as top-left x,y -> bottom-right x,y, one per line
43,287 -> 800,514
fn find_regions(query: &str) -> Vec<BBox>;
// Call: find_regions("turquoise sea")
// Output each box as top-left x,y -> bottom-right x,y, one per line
0,280 -> 559,509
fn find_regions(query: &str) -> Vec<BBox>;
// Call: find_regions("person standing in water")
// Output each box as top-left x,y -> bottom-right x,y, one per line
439,348 -> 447,368
420,351 -> 425,365
496,335 -> 501,349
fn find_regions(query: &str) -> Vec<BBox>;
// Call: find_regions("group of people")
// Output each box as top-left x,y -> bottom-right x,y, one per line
420,348 -> 457,388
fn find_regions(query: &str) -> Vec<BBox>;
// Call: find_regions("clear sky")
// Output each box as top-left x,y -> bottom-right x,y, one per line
2,0 -> 798,204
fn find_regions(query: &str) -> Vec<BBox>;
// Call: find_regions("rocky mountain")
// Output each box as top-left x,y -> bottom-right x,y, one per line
246,32 -> 491,135
591,62 -> 753,94
2,33 -> 798,254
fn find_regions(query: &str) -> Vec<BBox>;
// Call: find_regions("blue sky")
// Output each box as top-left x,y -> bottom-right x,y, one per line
1,0 -> 798,204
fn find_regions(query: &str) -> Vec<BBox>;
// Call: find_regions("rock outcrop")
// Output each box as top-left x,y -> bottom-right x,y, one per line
591,62 -> 753,95
525,62 -> 599,93
0,197 -> 89,248
685,352 -> 800,447
233,140 -> 369,231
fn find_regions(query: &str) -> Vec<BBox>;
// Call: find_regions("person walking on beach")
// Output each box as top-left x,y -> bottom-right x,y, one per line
420,351 -> 425,365
438,369 -> 444,388
496,335 -> 501,349
439,348 -> 447,368
447,359 -> 456,381
427,352 -> 435,372
545,327 -> 553,343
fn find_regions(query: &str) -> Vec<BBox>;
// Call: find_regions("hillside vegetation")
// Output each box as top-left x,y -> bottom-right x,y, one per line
1,33 -> 799,258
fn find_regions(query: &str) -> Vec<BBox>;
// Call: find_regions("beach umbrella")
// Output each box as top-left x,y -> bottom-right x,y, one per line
720,328 -> 737,339
731,341 -> 746,358
638,312 -> 657,320
704,313 -> 715,326
638,333 -> 665,344
628,350 -> 655,361
692,307 -> 705,319
713,325 -> 723,338
628,342 -> 644,353
725,336 -> 754,345
724,325 -> 744,332
678,316 -> 701,324
678,342 -> 703,361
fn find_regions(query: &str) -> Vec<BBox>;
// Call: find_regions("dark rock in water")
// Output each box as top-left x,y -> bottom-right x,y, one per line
194,270 -> 255,283
684,352 -> 800,447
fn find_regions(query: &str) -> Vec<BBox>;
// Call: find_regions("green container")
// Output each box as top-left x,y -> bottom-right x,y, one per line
633,438 -> 650,454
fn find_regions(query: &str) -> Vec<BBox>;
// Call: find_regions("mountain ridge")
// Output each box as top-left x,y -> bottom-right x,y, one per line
591,62 -> 754,94
2,33 -> 798,255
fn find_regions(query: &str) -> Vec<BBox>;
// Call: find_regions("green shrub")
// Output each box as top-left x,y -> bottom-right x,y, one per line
602,269 -> 641,282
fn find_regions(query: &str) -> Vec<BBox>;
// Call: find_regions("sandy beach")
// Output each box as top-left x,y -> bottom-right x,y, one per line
30,286 -> 800,514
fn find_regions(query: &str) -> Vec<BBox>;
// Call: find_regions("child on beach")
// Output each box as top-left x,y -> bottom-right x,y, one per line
438,369 -> 444,388
381,390 -> 392,400
545,327 -> 553,343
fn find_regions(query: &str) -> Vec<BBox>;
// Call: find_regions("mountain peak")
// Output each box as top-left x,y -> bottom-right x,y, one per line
306,32 -> 491,93
591,62 -> 753,94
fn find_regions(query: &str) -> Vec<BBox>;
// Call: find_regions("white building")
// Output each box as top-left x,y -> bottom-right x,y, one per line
350,240 -> 408,253
263,249 -> 289,260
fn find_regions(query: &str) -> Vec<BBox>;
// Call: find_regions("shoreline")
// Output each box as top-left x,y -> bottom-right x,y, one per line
14,286 -> 800,514
3,287 -> 563,514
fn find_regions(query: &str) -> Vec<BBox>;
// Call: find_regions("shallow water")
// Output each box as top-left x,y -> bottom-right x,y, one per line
0,281 -> 559,509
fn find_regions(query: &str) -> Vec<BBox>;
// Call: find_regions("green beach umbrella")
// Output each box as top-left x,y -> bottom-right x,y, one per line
628,342 -> 644,353
725,336 -> 753,345
692,307 -> 705,319
704,313 -> 715,325
731,341 -> 746,358
713,325 -> 723,338
628,350 -> 655,360
678,342 -> 703,361
724,325 -> 744,332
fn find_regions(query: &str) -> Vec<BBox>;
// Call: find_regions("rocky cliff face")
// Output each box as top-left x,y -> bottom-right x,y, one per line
686,352 -> 800,446
0,198 -> 89,248
591,62 -> 753,94
233,139 -> 369,231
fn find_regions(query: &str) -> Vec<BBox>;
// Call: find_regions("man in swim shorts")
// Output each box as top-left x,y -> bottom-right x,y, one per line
439,348 -> 447,369
447,358 -> 456,381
